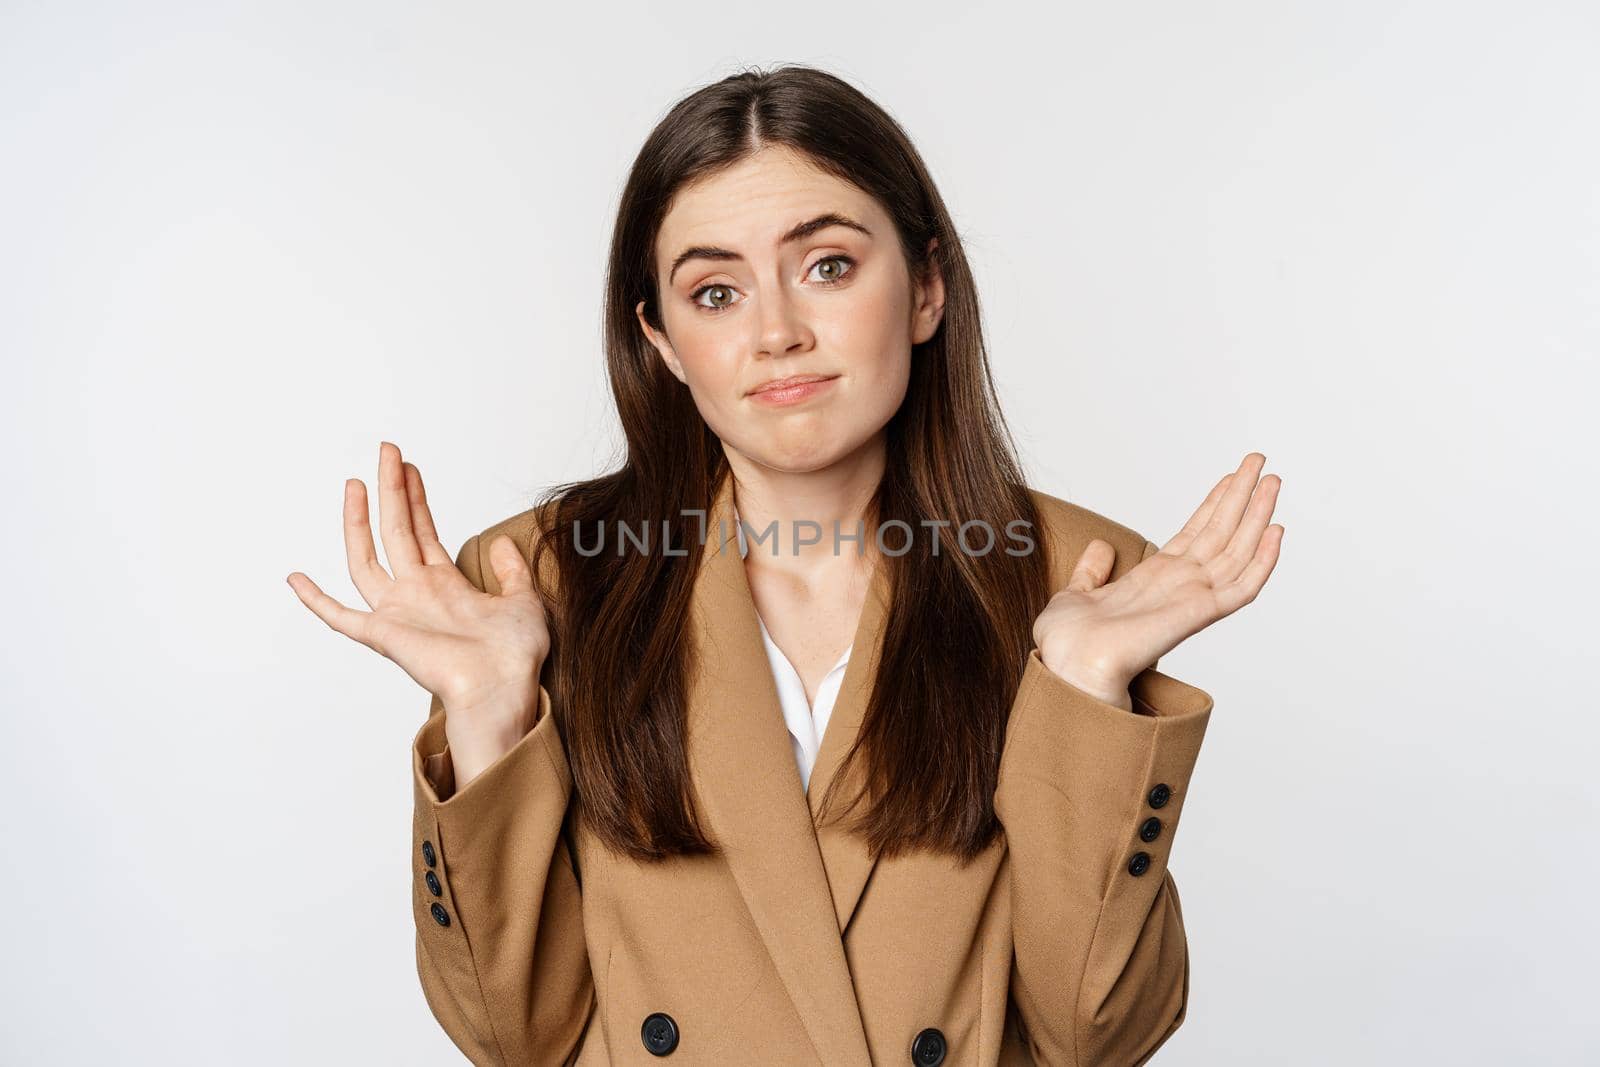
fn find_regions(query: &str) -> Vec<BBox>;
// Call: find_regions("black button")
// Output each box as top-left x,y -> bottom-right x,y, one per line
641,1012 -> 679,1056
911,1027 -> 946,1066
425,870 -> 442,896
1128,851 -> 1151,876
1139,816 -> 1162,842
430,902 -> 450,926
421,840 -> 437,867
1148,783 -> 1171,809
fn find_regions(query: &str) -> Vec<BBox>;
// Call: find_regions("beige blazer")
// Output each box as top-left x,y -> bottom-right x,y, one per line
410,475 -> 1214,1066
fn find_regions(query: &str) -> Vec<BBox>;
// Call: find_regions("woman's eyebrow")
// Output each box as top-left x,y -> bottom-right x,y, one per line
667,212 -> 874,285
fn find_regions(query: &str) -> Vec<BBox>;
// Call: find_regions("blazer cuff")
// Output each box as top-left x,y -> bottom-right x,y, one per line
410,681 -> 577,988
997,649 -> 1213,894
413,684 -> 565,809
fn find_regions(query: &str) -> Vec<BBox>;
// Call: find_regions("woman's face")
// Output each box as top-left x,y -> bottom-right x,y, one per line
637,145 -> 944,475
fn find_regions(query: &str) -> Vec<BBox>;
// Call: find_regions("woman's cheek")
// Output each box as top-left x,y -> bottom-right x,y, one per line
860,335 -> 913,401
675,333 -> 737,394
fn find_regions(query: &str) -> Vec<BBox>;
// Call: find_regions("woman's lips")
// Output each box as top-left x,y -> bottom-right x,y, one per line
747,375 -> 839,406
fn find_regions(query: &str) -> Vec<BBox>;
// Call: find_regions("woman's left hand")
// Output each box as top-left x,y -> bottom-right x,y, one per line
1032,451 -> 1284,709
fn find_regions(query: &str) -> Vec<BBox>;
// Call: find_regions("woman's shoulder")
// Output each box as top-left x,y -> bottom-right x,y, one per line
1022,485 -> 1155,586
470,498 -> 560,554
458,497 -> 564,595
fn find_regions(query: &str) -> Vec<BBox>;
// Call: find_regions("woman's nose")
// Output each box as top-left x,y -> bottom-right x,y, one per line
754,283 -> 812,357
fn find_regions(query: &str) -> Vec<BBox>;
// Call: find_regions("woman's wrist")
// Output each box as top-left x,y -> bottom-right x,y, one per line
443,676 -> 543,790
1035,640 -> 1132,711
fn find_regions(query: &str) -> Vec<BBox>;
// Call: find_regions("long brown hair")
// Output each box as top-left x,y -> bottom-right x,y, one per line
528,64 -> 1051,865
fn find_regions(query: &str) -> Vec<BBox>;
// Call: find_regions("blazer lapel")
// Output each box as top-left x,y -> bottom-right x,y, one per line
803,549 -> 890,937
685,474 -> 874,1067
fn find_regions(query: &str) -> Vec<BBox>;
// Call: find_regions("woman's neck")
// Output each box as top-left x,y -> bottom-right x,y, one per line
725,441 -> 884,576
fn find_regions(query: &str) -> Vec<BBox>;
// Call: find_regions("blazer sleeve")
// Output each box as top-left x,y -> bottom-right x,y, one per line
993,537 -> 1214,1067
411,531 -> 594,1067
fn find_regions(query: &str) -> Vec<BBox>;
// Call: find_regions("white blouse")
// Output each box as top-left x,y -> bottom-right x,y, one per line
754,612 -> 852,794
735,507 -> 854,792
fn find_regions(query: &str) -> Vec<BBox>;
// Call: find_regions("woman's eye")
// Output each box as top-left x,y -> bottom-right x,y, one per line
809,254 -> 855,284
691,283 -> 738,311
688,255 -> 855,314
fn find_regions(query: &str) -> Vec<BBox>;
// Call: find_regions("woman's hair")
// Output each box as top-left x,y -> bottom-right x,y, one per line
530,63 -> 1050,864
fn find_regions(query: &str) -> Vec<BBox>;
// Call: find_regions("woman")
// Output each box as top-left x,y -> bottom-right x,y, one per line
289,65 -> 1281,1067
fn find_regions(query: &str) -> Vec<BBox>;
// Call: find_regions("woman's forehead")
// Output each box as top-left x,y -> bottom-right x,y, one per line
656,151 -> 884,274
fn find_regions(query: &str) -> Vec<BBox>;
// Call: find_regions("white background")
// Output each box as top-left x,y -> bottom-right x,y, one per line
3,2 -> 1597,1063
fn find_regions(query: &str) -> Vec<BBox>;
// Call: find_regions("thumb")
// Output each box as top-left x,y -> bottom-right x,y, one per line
484,533 -> 534,596
1064,538 -> 1115,594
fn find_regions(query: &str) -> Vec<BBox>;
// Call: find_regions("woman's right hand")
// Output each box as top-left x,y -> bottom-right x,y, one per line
287,441 -> 551,787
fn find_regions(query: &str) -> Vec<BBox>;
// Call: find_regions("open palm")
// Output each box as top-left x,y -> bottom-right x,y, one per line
1033,451 -> 1284,704
286,441 -> 550,742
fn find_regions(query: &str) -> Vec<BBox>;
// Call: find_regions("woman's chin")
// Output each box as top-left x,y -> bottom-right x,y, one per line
721,421 -> 883,476
742,439 -> 848,475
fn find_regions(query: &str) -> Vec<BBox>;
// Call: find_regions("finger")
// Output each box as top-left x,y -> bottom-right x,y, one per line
287,571 -> 380,648
1064,538 -> 1115,593
1212,472 -> 1281,584
485,533 -> 536,597
405,461 -> 453,566
343,479 -> 392,607
1189,452 -> 1266,561
1215,523 -> 1284,616
1162,473 -> 1234,556
376,440 -> 424,575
